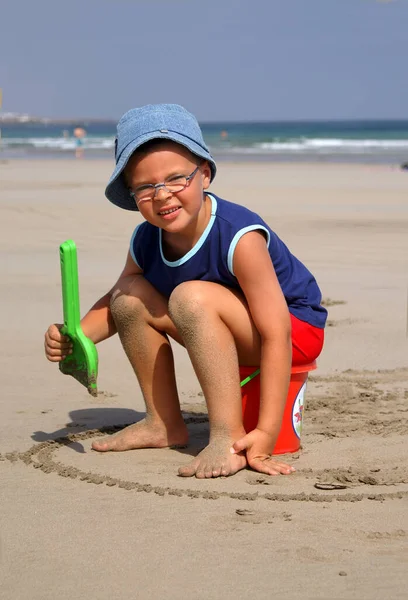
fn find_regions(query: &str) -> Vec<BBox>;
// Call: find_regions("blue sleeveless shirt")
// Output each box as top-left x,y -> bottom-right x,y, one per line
130,194 -> 327,328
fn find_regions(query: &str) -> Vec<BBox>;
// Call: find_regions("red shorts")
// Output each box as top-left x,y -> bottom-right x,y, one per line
290,314 -> 324,366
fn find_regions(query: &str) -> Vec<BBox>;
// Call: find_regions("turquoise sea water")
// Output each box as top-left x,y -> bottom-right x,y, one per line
1,120 -> 408,164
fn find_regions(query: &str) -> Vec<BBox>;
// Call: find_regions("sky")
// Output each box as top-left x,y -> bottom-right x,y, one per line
0,0 -> 407,122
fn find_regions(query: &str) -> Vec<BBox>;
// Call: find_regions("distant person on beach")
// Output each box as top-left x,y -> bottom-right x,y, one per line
73,126 -> 86,158
44,104 -> 327,479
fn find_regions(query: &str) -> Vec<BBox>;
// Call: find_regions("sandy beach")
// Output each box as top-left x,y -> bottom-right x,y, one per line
1,159 -> 407,600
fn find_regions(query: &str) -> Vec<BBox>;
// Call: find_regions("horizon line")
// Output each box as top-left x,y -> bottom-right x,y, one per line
1,114 -> 408,125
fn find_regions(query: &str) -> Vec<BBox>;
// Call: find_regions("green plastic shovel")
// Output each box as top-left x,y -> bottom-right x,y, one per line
58,240 -> 98,396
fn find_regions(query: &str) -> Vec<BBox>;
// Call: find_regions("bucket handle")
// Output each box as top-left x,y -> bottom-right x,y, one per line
240,361 -> 317,388
240,369 -> 260,388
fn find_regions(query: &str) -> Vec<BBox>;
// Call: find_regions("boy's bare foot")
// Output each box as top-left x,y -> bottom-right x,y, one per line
91,418 -> 188,452
178,434 -> 247,478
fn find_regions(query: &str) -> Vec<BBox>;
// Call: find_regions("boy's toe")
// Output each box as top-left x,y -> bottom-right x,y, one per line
92,440 -> 114,452
195,468 -> 207,479
178,461 -> 198,477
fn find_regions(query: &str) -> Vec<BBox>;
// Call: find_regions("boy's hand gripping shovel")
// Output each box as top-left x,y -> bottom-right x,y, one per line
59,240 -> 98,396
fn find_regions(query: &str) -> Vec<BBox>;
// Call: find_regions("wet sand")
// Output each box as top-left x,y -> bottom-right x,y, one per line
1,159 -> 407,599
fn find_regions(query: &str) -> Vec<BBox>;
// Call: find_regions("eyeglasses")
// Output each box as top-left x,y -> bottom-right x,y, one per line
129,166 -> 200,204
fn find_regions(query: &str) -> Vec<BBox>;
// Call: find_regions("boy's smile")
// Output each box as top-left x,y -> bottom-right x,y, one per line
157,205 -> 182,219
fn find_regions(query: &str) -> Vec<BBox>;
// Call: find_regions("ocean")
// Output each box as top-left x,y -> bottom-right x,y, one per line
1,119 -> 408,165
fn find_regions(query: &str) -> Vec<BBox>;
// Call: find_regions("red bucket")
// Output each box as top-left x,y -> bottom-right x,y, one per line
240,362 -> 317,454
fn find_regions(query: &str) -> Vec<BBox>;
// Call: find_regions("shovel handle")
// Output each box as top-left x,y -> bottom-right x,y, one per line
60,240 -> 81,337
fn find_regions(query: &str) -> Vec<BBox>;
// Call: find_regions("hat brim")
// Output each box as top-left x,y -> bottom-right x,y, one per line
105,131 -> 217,211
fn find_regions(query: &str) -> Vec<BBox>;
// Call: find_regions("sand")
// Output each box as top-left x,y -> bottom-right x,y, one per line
0,159 -> 407,600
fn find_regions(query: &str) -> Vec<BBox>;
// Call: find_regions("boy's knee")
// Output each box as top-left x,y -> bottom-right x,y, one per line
168,281 -> 212,322
110,292 -> 145,324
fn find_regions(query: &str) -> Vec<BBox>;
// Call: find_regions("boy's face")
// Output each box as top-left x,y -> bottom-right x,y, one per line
124,141 -> 211,232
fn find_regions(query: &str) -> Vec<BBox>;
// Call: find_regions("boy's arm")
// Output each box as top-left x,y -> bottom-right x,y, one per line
81,251 -> 143,344
231,231 -> 293,472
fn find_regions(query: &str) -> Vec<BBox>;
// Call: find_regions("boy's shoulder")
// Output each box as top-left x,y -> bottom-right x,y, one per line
211,193 -> 267,227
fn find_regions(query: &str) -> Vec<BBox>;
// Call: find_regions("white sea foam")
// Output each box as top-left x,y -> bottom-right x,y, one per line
1,134 -> 408,159
252,138 -> 408,153
1,136 -> 115,151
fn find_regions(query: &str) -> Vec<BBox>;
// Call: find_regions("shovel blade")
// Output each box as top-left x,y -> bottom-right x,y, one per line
59,332 -> 98,396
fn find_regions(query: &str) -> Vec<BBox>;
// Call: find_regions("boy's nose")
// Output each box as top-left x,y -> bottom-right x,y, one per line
153,186 -> 172,200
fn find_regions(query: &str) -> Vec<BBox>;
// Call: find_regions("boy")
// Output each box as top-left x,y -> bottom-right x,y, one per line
45,104 -> 326,479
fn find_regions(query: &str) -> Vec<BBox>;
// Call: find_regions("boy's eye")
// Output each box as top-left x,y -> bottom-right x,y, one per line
165,174 -> 185,183
134,184 -> 153,193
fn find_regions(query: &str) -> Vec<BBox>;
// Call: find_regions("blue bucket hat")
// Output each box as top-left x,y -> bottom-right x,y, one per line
105,103 -> 217,211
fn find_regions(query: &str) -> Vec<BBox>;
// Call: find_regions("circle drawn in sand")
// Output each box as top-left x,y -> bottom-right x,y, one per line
1,429 -> 407,503
2,369 -> 407,503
